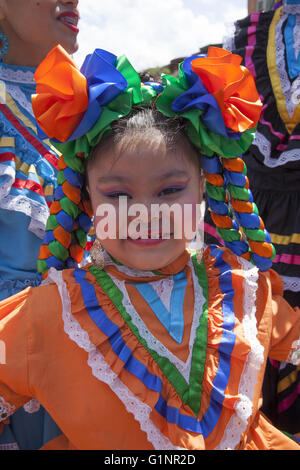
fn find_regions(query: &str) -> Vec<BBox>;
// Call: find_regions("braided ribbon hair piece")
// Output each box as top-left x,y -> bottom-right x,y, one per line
32,45 -> 275,277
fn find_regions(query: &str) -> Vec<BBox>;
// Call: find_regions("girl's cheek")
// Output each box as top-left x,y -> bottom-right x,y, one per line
181,200 -> 203,241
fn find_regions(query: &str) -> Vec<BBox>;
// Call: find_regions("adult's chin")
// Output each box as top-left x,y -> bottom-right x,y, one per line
58,37 -> 79,55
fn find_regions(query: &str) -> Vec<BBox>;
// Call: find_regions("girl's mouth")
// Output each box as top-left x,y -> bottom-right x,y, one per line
57,11 -> 80,34
126,231 -> 172,247
127,238 -> 168,247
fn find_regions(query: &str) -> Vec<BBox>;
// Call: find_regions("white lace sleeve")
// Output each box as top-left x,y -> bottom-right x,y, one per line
0,396 -> 16,422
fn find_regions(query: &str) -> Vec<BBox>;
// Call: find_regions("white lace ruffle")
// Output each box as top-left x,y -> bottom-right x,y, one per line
0,164 -> 15,199
281,275 -> 300,292
5,83 -> 35,117
151,277 -> 174,311
23,398 -> 41,414
0,193 -> 49,239
47,267 -> 183,450
106,259 -> 206,383
252,131 -> 300,167
103,251 -> 159,279
0,396 -> 16,422
216,258 -> 264,450
0,160 -> 49,238
0,443 -> 20,450
287,338 -> 300,365
0,66 -> 35,85
283,4 -> 300,15
222,21 -> 236,52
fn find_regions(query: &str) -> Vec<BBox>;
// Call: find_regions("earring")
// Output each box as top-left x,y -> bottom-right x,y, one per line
196,247 -> 204,264
90,239 -> 105,269
0,27 -> 9,61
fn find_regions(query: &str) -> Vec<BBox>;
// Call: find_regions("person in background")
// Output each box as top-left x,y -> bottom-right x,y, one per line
204,0 -> 300,440
0,0 -> 80,449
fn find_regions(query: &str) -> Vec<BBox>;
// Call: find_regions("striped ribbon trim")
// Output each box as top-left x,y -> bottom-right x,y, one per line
0,102 -> 58,170
74,249 -> 240,441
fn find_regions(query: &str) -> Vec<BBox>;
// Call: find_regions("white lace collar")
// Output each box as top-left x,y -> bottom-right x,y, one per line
0,62 -> 35,85
283,3 -> 300,14
103,251 -> 163,278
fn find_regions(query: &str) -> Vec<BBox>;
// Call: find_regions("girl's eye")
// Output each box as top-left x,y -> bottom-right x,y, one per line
104,192 -> 132,199
158,186 -> 186,197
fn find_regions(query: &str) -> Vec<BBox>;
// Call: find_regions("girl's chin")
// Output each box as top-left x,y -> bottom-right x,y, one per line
106,242 -> 187,272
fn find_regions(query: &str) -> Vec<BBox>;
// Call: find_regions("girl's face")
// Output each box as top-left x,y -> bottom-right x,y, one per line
0,0 -> 79,67
87,136 -> 204,271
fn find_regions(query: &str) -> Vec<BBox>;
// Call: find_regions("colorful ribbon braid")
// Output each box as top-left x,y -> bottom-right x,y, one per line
37,151 -> 93,276
33,46 -> 157,276
202,154 -> 276,271
32,45 -> 275,276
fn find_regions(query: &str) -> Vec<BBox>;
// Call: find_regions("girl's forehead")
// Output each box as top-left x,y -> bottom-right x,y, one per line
90,136 -> 199,177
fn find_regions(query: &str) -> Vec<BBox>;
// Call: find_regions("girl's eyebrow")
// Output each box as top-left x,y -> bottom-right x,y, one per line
97,170 -> 190,183
97,175 -> 128,183
159,170 -> 190,180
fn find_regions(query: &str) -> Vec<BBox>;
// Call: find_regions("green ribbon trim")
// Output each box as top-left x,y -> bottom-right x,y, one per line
270,245 -> 277,261
189,253 -> 209,416
227,184 -> 250,201
75,228 -> 87,248
89,255 -> 209,416
49,240 -> 69,262
57,171 -> 66,186
60,197 -> 80,219
37,259 -> 48,273
243,228 -> 267,242
217,227 -> 242,242
63,154 -> 85,174
205,182 -> 226,202
46,215 -> 59,231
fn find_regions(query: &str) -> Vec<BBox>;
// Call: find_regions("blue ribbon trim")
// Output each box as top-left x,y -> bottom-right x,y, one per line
198,246 -> 237,438
131,271 -> 187,344
284,14 -> 300,79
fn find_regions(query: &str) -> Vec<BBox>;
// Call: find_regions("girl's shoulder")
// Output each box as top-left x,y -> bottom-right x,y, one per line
202,244 -> 284,321
202,244 -> 283,290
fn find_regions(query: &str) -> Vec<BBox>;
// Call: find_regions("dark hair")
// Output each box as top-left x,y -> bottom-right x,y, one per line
86,107 -> 202,172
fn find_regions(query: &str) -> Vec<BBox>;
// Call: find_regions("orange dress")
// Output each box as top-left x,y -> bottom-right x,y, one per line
0,246 -> 299,450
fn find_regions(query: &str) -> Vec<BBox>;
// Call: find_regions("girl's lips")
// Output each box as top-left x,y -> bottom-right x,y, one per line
126,237 -> 168,247
57,11 -> 80,34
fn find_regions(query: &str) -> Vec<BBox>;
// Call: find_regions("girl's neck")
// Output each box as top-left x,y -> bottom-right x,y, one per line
101,249 -> 192,282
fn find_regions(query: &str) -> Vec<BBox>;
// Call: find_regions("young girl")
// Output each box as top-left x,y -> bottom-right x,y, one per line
0,44 -> 299,450
0,0 -> 80,450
